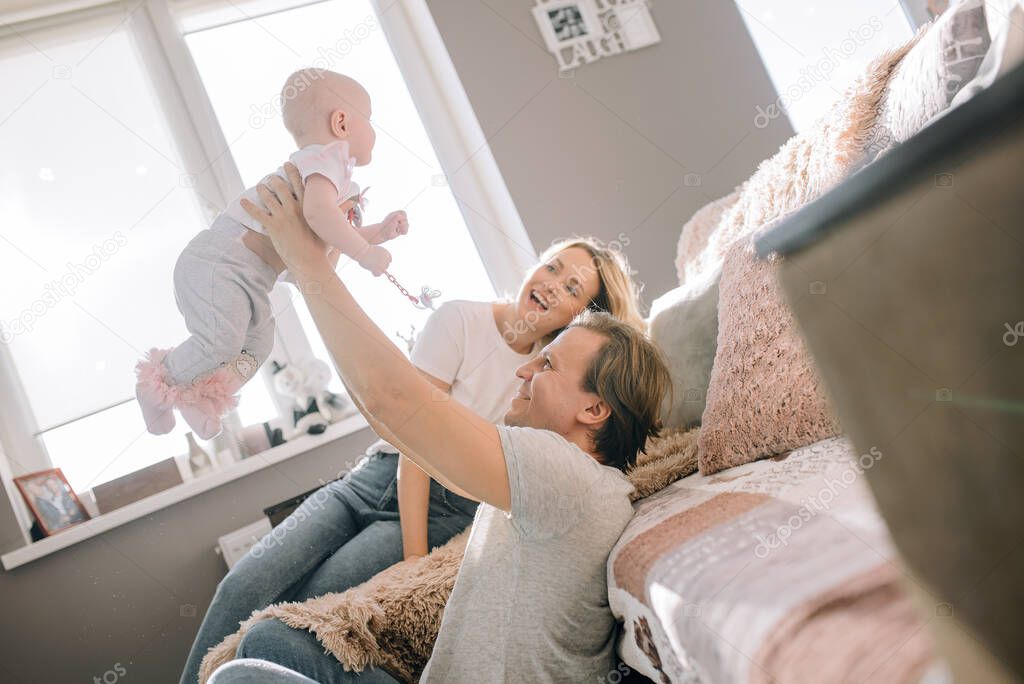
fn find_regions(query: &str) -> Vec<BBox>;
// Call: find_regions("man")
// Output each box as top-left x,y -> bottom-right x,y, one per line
44,477 -> 85,524
214,166 -> 671,683
27,480 -> 65,532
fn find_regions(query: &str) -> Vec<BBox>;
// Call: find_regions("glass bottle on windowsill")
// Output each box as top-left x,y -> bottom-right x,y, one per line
207,411 -> 244,466
186,432 -> 214,478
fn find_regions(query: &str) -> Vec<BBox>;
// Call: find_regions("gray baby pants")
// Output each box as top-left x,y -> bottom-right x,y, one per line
163,215 -> 279,386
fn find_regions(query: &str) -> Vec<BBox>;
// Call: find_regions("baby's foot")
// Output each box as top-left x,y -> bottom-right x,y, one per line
179,403 -> 223,440
173,356 -> 251,440
136,381 -> 176,434
134,348 -> 179,435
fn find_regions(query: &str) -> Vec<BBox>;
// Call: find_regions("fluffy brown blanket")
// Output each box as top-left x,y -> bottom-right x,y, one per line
198,428 -> 699,683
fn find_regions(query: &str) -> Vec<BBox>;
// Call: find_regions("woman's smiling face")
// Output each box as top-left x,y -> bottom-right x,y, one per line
513,247 -> 602,340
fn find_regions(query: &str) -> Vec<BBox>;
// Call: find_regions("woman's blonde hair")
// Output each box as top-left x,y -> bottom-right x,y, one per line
538,236 -> 647,340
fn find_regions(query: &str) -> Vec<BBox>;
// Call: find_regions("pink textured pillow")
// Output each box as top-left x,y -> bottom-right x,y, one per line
687,36 -> 924,476
697,237 -> 840,475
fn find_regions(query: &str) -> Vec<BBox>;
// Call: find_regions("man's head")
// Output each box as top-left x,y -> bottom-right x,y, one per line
280,68 -> 376,164
26,480 -> 47,499
504,310 -> 671,471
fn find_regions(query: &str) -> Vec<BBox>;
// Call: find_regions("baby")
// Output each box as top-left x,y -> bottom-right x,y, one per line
134,69 -> 408,440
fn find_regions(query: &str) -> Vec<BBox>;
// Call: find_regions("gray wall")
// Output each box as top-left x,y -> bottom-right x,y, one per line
0,426 -> 378,683
0,2 -> 792,682
429,0 -> 792,308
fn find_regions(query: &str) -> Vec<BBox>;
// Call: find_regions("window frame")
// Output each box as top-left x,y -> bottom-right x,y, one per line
0,0 -> 535,550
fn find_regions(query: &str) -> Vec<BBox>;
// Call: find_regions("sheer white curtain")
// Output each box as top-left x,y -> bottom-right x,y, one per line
180,0 -> 498,390
0,11 -> 233,491
0,13 -> 206,432
736,1 -> 913,131
0,0 -> 499,493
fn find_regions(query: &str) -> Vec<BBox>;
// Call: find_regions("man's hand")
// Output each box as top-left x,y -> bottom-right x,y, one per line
240,163 -> 333,280
357,244 -> 392,276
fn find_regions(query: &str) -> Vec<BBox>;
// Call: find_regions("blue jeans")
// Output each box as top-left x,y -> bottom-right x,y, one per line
225,621 -> 402,683
181,451 -> 477,684
207,657 -> 398,683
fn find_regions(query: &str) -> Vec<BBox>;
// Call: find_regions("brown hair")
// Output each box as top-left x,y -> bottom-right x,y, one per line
570,310 -> 671,471
538,237 -> 646,342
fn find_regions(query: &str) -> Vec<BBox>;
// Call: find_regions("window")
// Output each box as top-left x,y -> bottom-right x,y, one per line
180,0 -> 496,393
0,8 -> 234,494
736,1 -> 913,131
0,0 -> 511,518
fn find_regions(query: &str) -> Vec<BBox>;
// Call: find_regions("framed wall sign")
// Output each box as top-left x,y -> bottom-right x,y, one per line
532,0 -> 661,72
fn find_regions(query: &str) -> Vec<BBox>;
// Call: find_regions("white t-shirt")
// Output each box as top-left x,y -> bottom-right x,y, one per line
222,140 -> 359,285
366,300 -> 539,455
419,426 -> 636,682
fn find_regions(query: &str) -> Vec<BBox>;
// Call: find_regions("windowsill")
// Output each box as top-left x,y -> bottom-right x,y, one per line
1,413 -> 370,571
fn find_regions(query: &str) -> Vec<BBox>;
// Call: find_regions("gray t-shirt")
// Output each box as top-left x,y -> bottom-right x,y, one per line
419,425 -> 636,682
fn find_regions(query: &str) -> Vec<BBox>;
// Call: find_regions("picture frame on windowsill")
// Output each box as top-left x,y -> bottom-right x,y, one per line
14,468 -> 91,538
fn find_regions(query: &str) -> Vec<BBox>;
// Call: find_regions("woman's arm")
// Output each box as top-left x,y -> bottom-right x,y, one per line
398,454 -> 430,559
398,371 -> 452,560
242,166 -> 511,511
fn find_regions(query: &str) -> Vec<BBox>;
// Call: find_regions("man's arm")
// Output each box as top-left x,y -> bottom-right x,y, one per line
246,176 -> 510,510
308,278 -> 509,508
338,370 -> 480,502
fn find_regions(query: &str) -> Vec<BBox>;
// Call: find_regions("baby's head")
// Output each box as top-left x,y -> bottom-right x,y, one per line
280,68 -> 375,165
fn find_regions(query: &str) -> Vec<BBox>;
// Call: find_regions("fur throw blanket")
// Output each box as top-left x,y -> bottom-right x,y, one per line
674,28 -> 925,283
198,428 -> 700,683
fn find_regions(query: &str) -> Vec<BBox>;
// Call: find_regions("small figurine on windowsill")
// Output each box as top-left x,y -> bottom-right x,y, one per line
271,359 -> 349,436
237,358 -> 350,457
298,358 -> 349,423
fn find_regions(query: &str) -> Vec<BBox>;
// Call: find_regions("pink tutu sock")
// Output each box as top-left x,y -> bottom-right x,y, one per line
175,350 -> 258,440
175,367 -> 243,440
135,348 -> 180,435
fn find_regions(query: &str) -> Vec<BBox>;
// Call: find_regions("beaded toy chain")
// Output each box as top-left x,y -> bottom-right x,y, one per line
347,188 -> 438,310
385,272 -> 440,310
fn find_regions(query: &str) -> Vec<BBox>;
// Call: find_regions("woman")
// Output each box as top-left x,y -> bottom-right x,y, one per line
182,163 -> 646,684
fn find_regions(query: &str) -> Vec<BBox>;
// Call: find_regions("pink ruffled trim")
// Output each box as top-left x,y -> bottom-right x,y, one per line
175,365 -> 240,417
134,347 -> 181,407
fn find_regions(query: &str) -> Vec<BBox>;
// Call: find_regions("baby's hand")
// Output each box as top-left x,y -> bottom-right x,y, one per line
371,210 -> 409,244
357,244 -> 392,276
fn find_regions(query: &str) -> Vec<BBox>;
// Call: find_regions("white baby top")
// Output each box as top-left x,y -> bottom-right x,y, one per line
222,140 -> 359,284
365,300 -> 540,456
